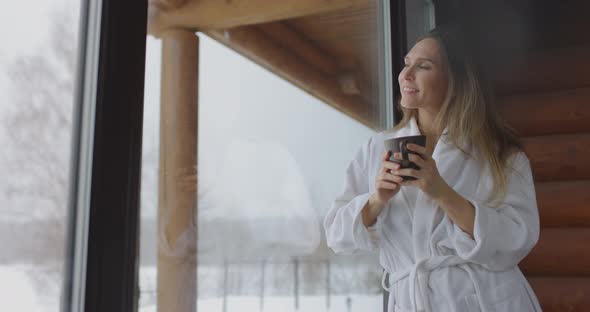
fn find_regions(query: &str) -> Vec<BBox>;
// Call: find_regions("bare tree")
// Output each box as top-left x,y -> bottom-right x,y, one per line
0,7 -> 78,296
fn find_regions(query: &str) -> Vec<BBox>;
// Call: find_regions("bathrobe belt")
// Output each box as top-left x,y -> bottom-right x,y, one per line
382,255 -> 487,312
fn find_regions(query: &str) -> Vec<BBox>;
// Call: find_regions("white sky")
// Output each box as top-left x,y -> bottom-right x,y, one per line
0,1 -> 51,100
0,0 -> 78,60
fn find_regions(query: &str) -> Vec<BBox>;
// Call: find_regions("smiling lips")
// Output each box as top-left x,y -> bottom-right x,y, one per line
402,86 -> 419,94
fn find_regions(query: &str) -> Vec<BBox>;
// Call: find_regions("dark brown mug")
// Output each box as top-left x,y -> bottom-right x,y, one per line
383,135 -> 427,181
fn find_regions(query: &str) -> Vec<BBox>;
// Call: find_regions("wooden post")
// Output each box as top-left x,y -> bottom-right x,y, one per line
294,258 -> 299,310
222,260 -> 228,312
157,29 -> 199,312
326,260 -> 330,310
259,260 -> 266,312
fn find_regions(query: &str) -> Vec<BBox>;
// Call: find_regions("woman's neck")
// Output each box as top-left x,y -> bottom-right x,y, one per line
416,110 -> 439,137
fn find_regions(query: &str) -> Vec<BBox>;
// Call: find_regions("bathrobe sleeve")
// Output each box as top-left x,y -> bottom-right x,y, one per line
450,152 -> 540,270
324,136 -> 382,254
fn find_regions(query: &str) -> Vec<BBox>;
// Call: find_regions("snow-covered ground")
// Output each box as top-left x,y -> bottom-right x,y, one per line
138,266 -> 382,312
0,265 -> 381,312
139,294 -> 381,312
139,295 -> 381,312
0,265 -> 61,312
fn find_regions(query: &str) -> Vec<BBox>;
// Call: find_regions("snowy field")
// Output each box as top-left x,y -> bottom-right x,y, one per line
138,266 -> 382,312
139,296 -> 381,312
0,265 -> 381,312
0,266 -> 49,312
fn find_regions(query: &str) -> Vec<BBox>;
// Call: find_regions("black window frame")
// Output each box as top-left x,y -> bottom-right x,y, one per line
62,0 -> 147,311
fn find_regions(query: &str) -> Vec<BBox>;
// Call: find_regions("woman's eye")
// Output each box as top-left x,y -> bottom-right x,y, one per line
418,64 -> 431,69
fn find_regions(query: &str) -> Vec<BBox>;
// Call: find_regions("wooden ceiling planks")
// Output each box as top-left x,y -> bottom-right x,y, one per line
286,3 -> 378,71
286,2 -> 379,107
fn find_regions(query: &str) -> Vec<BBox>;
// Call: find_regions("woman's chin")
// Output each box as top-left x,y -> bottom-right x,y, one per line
400,100 -> 420,109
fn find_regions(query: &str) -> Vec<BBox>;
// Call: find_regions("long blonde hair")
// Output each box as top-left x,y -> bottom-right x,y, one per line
393,27 -> 523,205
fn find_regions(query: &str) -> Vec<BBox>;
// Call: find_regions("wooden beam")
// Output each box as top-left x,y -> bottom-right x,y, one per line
258,22 -> 340,77
499,88 -> 590,137
149,0 -> 188,10
205,26 -> 378,129
536,180 -> 590,227
257,22 -> 364,96
148,0 -> 370,36
522,133 -> 590,182
520,228 -> 590,275
527,277 -> 590,311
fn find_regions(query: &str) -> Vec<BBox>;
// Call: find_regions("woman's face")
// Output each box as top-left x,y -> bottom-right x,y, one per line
398,38 -> 449,113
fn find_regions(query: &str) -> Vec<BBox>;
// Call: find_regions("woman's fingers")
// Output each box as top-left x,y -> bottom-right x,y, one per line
407,153 -> 426,167
376,180 -> 399,190
393,168 -> 420,178
381,172 -> 403,183
382,150 -> 392,161
382,160 -> 399,171
407,143 -> 429,160
379,153 -> 400,175
399,179 -> 419,187
380,151 -> 393,170
392,152 -> 424,169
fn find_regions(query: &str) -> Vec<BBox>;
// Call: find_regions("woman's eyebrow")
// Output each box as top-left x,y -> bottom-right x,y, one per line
404,56 -> 436,63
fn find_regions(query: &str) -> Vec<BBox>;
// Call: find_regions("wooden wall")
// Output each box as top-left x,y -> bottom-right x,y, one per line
435,1 -> 590,310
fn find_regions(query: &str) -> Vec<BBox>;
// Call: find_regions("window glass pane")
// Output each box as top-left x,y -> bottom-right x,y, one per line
0,0 -> 81,311
138,35 -> 161,310
195,34 -> 379,311
139,1 -> 388,311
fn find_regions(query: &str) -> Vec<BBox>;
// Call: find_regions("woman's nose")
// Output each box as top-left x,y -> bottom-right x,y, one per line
399,67 -> 414,82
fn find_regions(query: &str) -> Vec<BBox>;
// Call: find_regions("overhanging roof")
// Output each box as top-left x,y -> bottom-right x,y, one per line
149,0 -> 383,130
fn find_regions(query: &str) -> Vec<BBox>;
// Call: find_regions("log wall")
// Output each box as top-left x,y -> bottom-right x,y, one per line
435,1 -> 590,310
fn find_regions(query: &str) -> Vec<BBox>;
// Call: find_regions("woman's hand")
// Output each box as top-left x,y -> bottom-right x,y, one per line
391,144 -> 476,236
391,143 -> 449,200
372,151 -> 403,205
362,151 -> 403,227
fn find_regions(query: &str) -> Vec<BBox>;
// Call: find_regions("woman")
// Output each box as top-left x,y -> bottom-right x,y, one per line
323,28 -> 541,312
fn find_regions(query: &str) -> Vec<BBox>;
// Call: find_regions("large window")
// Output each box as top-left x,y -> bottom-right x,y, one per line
139,1 -> 394,311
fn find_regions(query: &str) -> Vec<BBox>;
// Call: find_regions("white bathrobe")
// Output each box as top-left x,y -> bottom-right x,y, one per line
324,117 -> 542,312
